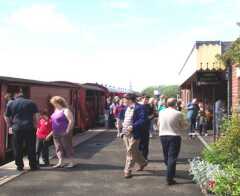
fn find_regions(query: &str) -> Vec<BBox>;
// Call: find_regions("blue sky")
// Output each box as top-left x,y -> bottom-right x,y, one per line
0,0 -> 239,90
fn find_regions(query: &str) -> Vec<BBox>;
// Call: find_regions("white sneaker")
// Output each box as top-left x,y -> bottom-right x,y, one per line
52,162 -> 64,168
65,162 -> 76,168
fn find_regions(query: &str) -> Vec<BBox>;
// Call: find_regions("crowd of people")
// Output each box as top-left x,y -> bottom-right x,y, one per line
104,94 -> 189,185
104,94 -> 226,185
3,88 -> 225,187
186,98 -> 226,138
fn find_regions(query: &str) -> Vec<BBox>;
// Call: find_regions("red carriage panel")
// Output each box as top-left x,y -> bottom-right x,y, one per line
30,86 -> 72,113
0,84 -> 7,160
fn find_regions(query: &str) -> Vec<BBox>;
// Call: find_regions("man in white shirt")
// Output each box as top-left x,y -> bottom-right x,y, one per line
158,98 -> 189,185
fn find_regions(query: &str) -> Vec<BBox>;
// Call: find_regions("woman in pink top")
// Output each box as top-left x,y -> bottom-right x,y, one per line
49,96 -> 75,168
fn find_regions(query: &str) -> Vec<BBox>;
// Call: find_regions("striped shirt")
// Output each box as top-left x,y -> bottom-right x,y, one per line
122,105 -> 135,135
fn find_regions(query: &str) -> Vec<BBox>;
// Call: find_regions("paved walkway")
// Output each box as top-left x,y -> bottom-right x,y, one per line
0,130 -> 203,196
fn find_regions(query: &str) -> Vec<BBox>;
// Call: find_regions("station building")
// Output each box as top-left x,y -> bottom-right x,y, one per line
179,41 -> 232,112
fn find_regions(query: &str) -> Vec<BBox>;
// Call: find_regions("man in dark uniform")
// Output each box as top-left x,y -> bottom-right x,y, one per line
5,89 -> 39,171
139,95 -> 154,161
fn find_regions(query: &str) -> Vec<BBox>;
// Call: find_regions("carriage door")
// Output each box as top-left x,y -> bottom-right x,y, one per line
71,89 -> 78,128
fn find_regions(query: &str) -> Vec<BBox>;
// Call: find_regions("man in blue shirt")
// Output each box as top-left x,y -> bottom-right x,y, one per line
187,98 -> 200,137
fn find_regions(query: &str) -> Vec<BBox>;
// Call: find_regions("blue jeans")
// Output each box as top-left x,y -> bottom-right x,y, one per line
160,136 -> 181,181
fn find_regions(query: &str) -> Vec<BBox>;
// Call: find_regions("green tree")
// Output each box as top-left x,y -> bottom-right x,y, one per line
141,86 -> 157,97
217,37 -> 240,65
142,85 -> 179,98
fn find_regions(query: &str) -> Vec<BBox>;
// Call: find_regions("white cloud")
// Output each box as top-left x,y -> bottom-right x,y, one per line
6,4 -> 76,33
176,0 -> 216,5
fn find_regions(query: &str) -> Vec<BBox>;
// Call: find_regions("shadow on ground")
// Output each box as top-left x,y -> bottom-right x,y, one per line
73,131 -> 116,159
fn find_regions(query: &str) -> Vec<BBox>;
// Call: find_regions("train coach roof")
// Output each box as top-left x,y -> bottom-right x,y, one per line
50,81 -> 82,88
0,76 -> 79,88
82,83 -> 106,92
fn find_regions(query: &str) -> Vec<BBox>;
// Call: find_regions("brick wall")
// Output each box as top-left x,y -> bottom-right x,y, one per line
232,64 -> 240,112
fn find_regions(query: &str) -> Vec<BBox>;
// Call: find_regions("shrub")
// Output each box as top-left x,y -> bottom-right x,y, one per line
202,115 -> 240,168
213,165 -> 240,196
201,114 -> 240,195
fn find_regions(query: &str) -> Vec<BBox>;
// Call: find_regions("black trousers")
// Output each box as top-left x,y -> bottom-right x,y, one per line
139,125 -> 150,160
13,129 -> 37,169
36,138 -> 50,165
189,118 -> 196,134
160,136 -> 181,181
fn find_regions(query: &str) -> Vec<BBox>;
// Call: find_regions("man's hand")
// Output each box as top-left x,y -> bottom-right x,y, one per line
64,129 -> 71,136
117,122 -> 123,129
45,135 -> 51,141
45,132 -> 53,141
127,126 -> 133,132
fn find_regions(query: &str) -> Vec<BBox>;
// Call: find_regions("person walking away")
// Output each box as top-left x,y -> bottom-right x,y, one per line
121,94 -> 148,178
158,98 -> 189,186
109,96 -> 119,128
148,98 -> 157,138
198,110 -> 208,136
152,98 -> 160,133
104,97 -> 112,129
117,97 -> 127,134
36,109 -> 52,166
50,96 -> 75,168
158,95 -> 167,112
214,99 -> 226,138
139,95 -> 151,161
186,98 -> 199,138
5,89 -> 39,171
115,99 -> 126,137
205,106 -> 213,131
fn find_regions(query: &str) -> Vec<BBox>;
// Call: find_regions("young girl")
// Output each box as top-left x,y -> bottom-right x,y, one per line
36,109 -> 52,166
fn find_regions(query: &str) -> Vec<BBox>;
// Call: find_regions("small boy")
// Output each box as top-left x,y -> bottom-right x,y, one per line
36,109 -> 52,166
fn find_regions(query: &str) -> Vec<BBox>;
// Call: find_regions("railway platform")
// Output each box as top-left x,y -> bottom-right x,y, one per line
0,130 -> 205,196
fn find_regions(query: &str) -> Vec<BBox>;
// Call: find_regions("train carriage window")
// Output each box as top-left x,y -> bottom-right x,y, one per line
7,85 -> 30,98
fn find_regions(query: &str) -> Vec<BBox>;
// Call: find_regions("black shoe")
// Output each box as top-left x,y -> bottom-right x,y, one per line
40,163 -> 50,167
167,179 -> 177,186
17,167 -> 24,171
30,166 -> 40,171
44,161 -> 50,166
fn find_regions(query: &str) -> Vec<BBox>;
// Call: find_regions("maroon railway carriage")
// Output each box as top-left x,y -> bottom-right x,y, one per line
0,76 -> 80,161
52,82 -> 107,130
0,77 -> 122,162
81,83 -> 107,129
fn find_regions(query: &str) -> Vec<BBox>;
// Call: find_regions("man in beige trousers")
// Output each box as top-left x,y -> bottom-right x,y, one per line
120,94 -> 148,178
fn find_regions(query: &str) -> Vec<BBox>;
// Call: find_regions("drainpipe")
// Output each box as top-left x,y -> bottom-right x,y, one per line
226,63 -> 232,117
